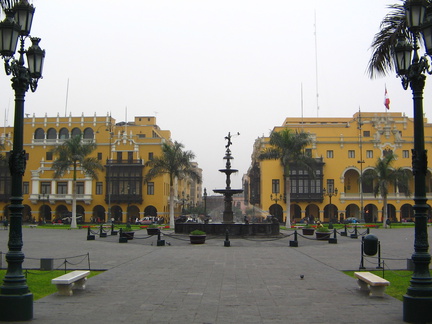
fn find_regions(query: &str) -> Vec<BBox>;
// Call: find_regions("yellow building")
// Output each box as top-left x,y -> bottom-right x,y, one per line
0,114 -> 201,224
246,112 -> 432,224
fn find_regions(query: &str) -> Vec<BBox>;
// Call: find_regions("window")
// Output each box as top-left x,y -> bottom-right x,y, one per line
41,182 -> 51,194
147,182 -> 154,195
305,148 -> 312,157
23,182 -> 29,195
76,182 -> 84,195
57,182 -> 67,194
148,152 -> 154,161
348,150 -> 355,158
326,150 -> 334,158
272,179 -> 280,193
96,182 -> 103,195
97,152 -> 102,160
117,152 -> 122,161
363,131 -> 370,137
403,150 -> 410,158
128,151 -> 133,162
366,150 -> 373,159
326,179 -> 335,193
46,152 -> 53,161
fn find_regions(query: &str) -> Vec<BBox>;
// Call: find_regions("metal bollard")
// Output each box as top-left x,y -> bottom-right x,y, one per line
290,230 -> 299,247
100,224 -> 107,238
119,228 -> 127,243
351,225 -> 358,239
157,231 -> 165,246
329,228 -> 337,244
87,226 -> 95,240
224,229 -> 230,247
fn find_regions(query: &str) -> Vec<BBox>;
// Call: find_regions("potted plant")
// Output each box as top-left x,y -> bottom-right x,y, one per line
146,224 -> 160,235
189,229 -> 206,244
121,224 -> 135,240
315,226 -> 331,240
301,224 -> 315,236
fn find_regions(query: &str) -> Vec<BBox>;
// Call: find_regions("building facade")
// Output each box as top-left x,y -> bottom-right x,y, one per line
0,113 -> 202,224
245,112 -> 432,224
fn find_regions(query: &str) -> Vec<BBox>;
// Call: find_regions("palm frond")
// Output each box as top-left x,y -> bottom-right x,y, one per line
367,2 -> 407,78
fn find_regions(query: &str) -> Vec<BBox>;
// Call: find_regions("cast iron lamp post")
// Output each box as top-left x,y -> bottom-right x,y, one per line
323,187 -> 338,222
393,1 -> 432,322
0,0 -> 45,321
203,188 -> 207,216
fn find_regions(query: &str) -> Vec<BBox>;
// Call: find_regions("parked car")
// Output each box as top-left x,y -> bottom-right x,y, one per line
344,217 -> 360,224
61,215 -> 83,224
136,217 -> 157,225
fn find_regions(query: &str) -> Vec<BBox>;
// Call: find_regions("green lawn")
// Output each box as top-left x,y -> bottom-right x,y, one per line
344,270 -> 412,301
0,270 -> 102,300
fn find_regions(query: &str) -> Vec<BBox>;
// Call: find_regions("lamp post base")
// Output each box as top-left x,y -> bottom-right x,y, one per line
403,294 -> 432,323
0,292 -> 33,322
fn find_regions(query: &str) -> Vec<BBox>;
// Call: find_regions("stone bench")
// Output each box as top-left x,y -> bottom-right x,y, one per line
354,271 -> 390,297
29,225 -> 37,229
51,270 -> 90,296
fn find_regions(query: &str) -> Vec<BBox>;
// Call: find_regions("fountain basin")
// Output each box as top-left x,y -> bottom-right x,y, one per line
175,223 -> 280,236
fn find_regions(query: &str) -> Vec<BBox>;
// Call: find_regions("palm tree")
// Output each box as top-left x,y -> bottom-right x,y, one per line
51,135 -> 103,228
259,129 -> 315,228
144,141 -> 201,228
362,152 -> 411,228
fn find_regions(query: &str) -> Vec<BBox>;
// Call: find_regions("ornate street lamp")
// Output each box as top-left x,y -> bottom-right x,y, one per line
392,1 -> 432,322
0,1 -> 45,321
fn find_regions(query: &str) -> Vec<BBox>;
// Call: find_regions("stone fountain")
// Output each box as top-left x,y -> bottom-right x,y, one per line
174,133 -> 279,236
213,132 -> 243,223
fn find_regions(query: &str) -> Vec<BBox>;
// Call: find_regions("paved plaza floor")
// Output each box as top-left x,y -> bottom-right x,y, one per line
0,226 -> 429,323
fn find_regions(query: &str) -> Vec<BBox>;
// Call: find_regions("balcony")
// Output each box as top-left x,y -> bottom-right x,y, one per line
30,194 -> 93,205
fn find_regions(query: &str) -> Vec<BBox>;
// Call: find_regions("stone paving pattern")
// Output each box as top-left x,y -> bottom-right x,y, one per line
0,226 -> 429,323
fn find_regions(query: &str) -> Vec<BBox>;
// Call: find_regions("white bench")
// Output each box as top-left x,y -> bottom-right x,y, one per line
354,271 -> 390,297
51,270 -> 90,296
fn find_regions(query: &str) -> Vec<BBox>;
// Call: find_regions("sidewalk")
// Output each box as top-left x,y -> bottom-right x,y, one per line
1,227 -> 423,323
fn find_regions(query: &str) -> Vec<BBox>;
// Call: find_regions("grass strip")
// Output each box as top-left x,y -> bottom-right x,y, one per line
344,270 -> 412,301
0,270 -> 102,300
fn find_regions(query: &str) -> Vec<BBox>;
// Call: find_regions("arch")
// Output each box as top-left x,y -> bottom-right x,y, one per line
71,128 -> 81,138
362,169 -> 375,193
59,128 -> 69,140
46,128 -> 57,140
323,204 -> 338,222
76,205 -> 85,221
269,204 -> 283,223
343,168 -> 360,194
111,205 -> 123,223
291,204 -> 301,221
345,204 -> 360,220
305,204 -> 319,222
127,205 -> 140,222
401,204 -> 414,222
34,128 -> 44,140
92,205 -> 106,223
39,204 -> 52,222
23,204 -> 32,223
364,204 -> 378,223
383,204 -> 397,222
3,204 -> 9,220
55,205 -> 69,220
83,128 -> 94,139
144,205 -> 157,217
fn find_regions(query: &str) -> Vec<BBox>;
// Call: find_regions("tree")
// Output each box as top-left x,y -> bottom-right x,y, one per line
259,129 -> 315,227
144,141 -> 201,228
362,152 -> 411,228
51,135 -> 103,228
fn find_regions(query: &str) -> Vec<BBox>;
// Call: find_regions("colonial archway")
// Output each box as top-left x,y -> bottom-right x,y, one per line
323,204 -> 338,222
291,204 -> 301,222
364,204 -> 378,223
269,204 -> 283,223
23,204 -> 32,222
39,204 -> 52,222
401,204 -> 414,222
55,205 -> 69,220
345,204 -> 360,220
111,205 -> 123,223
144,205 -> 157,217
127,205 -> 140,222
383,204 -> 396,222
305,204 -> 319,222
93,205 -> 106,223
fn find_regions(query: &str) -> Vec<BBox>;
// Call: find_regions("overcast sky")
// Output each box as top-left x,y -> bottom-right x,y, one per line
0,0 -> 430,192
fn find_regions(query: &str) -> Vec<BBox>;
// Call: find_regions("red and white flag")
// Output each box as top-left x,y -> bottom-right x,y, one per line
384,86 -> 390,110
